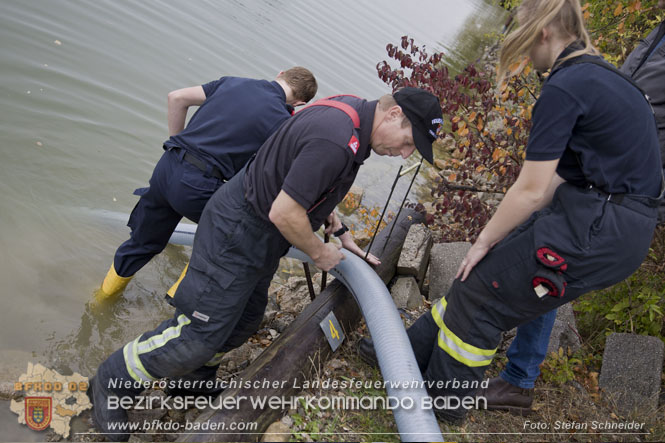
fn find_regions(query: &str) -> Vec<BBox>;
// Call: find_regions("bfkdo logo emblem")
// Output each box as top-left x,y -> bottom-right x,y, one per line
25,397 -> 52,431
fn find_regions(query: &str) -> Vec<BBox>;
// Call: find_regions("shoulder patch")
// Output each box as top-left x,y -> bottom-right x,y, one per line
347,135 -> 359,154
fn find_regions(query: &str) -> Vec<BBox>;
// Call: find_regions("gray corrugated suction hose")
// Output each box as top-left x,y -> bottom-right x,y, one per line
166,225 -> 443,442
168,222 -> 197,247
286,247 -> 443,442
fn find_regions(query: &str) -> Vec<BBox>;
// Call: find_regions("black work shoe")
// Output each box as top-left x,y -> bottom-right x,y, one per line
89,375 -> 130,441
477,376 -> 533,416
433,407 -> 466,426
358,337 -> 378,368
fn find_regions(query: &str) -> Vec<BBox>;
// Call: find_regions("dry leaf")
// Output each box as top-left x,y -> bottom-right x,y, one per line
613,3 -> 623,16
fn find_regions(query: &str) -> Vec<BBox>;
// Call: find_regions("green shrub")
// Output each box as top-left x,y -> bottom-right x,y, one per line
574,268 -> 665,344
540,347 -> 583,385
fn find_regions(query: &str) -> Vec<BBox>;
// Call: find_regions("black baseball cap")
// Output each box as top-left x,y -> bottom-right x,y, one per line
394,87 -> 443,164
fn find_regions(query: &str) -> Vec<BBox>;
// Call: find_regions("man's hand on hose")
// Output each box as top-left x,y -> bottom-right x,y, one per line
270,191 -> 345,272
313,242 -> 345,272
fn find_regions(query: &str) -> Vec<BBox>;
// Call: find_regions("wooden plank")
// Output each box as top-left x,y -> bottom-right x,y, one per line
183,209 -> 424,442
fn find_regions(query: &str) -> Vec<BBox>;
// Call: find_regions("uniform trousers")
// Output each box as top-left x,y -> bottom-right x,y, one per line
98,167 -> 290,394
407,183 -> 659,421
114,147 -> 224,277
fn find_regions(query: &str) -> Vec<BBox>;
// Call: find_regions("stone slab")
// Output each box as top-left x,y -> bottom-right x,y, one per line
261,421 -> 291,442
428,242 -> 471,301
397,224 -> 432,286
390,276 -> 422,310
501,304 -> 581,356
547,303 -> 581,355
422,263 -> 431,298
599,333 -> 664,414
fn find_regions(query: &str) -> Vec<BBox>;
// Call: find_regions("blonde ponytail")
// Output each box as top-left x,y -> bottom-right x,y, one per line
497,0 -> 598,86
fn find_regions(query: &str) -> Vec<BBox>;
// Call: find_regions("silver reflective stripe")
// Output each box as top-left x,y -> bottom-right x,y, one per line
136,314 -> 191,354
430,297 -> 447,329
123,338 -> 156,382
434,299 -> 446,318
432,297 -> 495,367
437,329 -> 495,365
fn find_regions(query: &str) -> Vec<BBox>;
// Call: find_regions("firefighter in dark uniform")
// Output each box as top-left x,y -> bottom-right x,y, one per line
480,0 -> 665,415
97,67 -> 317,300
89,88 -> 443,440
401,0 -> 663,423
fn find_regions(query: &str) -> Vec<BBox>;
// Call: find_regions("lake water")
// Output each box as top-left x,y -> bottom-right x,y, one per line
0,0 -> 505,420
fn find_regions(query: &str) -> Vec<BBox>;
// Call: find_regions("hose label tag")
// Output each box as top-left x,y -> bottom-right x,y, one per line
320,311 -> 345,352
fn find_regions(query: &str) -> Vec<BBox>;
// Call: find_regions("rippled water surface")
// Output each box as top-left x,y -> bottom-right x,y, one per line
0,0 -> 505,388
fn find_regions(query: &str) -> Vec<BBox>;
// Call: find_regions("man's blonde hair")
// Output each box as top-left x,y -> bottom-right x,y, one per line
280,67 -> 318,103
497,0 -> 598,85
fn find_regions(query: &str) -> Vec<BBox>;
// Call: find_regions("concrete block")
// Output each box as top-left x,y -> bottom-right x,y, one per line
547,303 -> 581,355
422,263 -> 431,298
500,304 -> 580,356
390,277 -> 422,310
261,421 -> 291,442
397,224 -> 432,285
428,242 -> 471,301
599,333 -> 664,414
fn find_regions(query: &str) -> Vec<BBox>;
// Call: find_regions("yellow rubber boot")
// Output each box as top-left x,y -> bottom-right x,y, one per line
99,264 -> 133,299
166,263 -> 189,298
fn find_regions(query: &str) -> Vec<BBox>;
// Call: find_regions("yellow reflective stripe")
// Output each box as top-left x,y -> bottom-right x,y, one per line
131,338 -> 156,381
123,315 -> 192,383
440,316 -> 496,357
205,352 -> 225,367
123,341 -> 141,382
430,297 -> 448,329
431,296 -> 496,366
432,297 -> 493,356
437,331 -> 494,367
137,314 -> 191,354
123,338 -> 156,382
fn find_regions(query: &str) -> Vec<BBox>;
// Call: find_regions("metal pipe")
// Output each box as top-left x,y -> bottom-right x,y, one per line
302,263 -> 316,301
365,165 -> 402,260
321,232 -> 329,292
382,158 -> 423,253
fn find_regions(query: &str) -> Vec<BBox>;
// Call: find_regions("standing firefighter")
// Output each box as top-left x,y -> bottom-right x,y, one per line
89,88 -> 442,440
363,0 -> 663,423
98,67 -> 317,299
